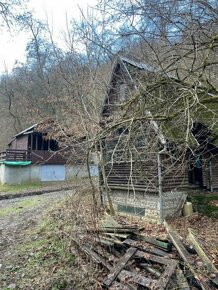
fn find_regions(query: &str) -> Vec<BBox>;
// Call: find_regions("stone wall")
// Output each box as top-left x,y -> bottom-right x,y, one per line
161,190 -> 186,218
102,188 -> 186,222
103,189 -> 160,221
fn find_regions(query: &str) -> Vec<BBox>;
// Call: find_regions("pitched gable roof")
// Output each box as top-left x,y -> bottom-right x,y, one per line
101,55 -> 218,150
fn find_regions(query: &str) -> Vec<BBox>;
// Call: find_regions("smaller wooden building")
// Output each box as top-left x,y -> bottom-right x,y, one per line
0,120 -> 97,184
6,122 -> 68,165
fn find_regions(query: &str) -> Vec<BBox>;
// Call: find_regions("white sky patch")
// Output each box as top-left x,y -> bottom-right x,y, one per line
0,0 -> 97,73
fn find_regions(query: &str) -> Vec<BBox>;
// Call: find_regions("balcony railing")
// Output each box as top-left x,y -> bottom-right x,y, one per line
0,149 -> 31,162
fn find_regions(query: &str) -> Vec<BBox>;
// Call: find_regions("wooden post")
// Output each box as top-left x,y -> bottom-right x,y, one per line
209,160 -> 213,192
41,135 -> 44,150
157,152 -> 163,222
36,134 -> 38,150
99,140 -> 115,215
30,134 -> 33,150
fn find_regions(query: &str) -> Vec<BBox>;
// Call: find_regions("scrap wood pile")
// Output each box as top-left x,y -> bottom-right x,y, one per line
78,213 -> 218,290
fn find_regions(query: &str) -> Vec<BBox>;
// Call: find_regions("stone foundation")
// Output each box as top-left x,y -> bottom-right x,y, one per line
102,189 -> 186,222
0,163 -> 98,185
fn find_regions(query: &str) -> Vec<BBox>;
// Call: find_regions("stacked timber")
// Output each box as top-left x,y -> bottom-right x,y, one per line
78,214 -> 218,289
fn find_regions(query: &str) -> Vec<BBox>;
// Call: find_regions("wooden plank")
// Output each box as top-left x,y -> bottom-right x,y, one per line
104,232 -> 129,239
82,244 -> 110,269
164,222 -> 211,290
154,260 -> 178,290
176,267 -> 190,290
123,239 -> 168,257
164,222 -> 195,265
135,250 -> 174,265
135,250 -> 178,289
82,245 -> 138,290
108,281 -> 136,290
140,263 -> 161,278
136,234 -> 172,252
188,228 -> 218,273
103,247 -> 137,287
118,269 -> 153,288
90,228 -> 139,234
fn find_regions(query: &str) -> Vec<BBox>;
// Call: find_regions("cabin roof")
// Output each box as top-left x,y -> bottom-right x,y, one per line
101,55 -> 218,151
14,124 -> 38,138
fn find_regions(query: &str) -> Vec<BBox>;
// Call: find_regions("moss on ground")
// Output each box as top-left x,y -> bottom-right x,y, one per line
188,192 -> 218,218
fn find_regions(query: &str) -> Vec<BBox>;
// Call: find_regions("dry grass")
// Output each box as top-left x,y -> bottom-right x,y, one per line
168,213 -> 218,267
1,183 -> 217,289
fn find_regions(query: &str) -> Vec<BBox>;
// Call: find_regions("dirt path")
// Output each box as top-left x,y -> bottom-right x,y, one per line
0,190 -> 75,277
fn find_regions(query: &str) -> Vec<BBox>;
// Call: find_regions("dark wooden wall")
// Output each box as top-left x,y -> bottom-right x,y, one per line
9,135 -> 28,150
162,158 -> 189,191
202,154 -> 218,190
100,147 -> 189,195
31,150 -> 67,165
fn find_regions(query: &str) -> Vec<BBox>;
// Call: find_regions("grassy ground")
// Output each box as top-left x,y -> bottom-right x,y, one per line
0,186 -> 99,290
0,186 -> 217,289
0,196 -> 42,217
0,177 -> 92,195
188,192 -> 218,218
0,183 -> 45,193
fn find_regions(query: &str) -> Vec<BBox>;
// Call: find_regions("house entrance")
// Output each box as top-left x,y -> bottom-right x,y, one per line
189,155 -> 203,188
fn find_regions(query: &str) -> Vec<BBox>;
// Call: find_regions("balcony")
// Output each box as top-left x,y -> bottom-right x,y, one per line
0,149 -> 31,162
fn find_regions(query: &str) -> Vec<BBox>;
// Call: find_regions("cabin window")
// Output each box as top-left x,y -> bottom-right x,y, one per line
28,133 -> 59,151
120,83 -> 127,102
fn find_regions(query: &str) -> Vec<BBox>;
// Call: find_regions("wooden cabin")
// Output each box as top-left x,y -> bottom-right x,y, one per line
99,56 -> 218,221
5,123 -> 67,165
99,56 -> 190,221
0,120 -> 96,184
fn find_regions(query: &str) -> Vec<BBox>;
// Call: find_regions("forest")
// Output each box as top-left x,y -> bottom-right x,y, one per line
0,0 -> 217,152
0,1 -> 218,289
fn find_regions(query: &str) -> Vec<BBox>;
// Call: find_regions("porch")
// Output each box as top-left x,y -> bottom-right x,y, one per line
0,149 -> 67,165
0,149 -> 31,162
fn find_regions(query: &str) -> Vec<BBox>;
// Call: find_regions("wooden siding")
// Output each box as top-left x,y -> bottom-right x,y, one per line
202,154 -> 218,190
102,160 -> 158,193
211,156 -> 218,189
31,150 -> 67,165
162,157 -> 189,192
100,152 -> 189,194
9,135 -> 28,150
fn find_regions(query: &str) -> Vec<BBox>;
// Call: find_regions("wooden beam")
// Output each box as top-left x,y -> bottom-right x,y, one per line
188,228 -> 218,273
176,267 -> 190,290
136,234 -> 172,252
123,238 -> 168,257
118,269 -> 153,288
154,260 -> 178,290
140,263 -> 161,278
164,222 -> 195,265
135,249 -> 178,289
135,249 -> 175,265
102,247 -> 137,287
82,244 -> 138,290
164,222 -> 211,290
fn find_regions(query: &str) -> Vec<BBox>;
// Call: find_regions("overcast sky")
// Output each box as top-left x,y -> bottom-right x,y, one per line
0,0 -> 97,73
